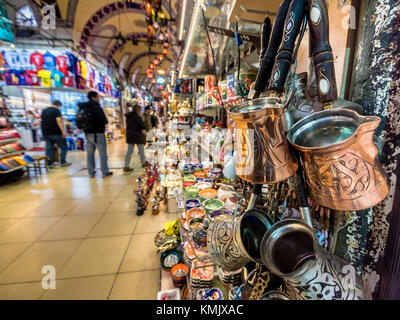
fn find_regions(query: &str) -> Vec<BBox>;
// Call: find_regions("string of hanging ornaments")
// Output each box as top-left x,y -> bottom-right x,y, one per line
144,0 -> 170,90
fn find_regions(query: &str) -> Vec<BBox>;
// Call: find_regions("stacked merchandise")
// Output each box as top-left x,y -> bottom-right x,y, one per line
0,129 -> 34,174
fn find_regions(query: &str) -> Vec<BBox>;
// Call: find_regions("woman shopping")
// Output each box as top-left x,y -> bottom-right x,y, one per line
123,103 -> 147,173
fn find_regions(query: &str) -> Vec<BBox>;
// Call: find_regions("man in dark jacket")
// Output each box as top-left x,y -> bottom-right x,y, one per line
123,103 -> 147,173
41,100 -> 71,168
78,91 -> 112,178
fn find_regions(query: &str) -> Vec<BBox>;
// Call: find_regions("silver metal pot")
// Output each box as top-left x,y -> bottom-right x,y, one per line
207,209 -> 273,271
283,73 -> 364,131
260,219 -> 364,300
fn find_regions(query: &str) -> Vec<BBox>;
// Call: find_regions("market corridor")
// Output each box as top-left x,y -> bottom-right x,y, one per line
0,141 -> 177,299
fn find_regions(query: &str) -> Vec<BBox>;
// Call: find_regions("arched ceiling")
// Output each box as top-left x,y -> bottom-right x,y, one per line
28,0 -> 181,92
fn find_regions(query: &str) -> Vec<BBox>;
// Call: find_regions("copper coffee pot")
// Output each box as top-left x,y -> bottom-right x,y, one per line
228,0 -> 306,185
228,98 -> 298,184
288,108 -> 389,211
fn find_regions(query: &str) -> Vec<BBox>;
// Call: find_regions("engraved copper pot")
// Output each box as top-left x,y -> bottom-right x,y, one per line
288,108 -> 389,211
228,97 -> 298,184
207,209 -> 273,271
260,219 -> 365,300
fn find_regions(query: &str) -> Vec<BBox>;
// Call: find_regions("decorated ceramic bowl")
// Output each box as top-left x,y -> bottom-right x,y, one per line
209,209 -> 230,221
185,199 -> 201,210
195,182 -> 212,190
193,163 -> 203,171
183,174 -> 197,183
183,181 -> 195,189
193,171 -> 207,179
203,199 -> 225,214
185,186 -> 199,198
209,168 -> 223,179
188,207 -> 205,220
189,218 -> 207,247
160,249 -> 182,272
171,263 -> 189,288
199,188 -> 217,201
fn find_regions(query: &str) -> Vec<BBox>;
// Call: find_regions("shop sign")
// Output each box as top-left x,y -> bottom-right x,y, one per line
0,3 -> 14,44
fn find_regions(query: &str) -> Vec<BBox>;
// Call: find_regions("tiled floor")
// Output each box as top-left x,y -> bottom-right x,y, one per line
0,141 -> 178,299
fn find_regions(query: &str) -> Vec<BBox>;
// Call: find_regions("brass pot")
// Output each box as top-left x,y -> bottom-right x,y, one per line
288,109 -> 389,211
228,97 -> 298,184
260,219 -> 365,300
207,209 -> 273,271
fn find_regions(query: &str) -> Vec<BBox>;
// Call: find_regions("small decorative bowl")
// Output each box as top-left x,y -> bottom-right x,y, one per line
195,182 -> 212,190
187,207 -> 205,220
185,186 -> 199,198
203,199 -> 225,214
160,249 -> 182,272
199,188 -> 217,201
209,168 -> 223,179
193,171 -> 206,178
209,209 -> 230,221
171,263 -> 189,288
185,199 -> 201,210
193,163 -> 203,171
183,181 -> 195,189
189,218 -> 207,247
183,174 -> 197,183
195,178 -> 205,183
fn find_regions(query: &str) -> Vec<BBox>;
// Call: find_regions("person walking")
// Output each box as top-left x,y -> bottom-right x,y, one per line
143,105 -> 153,146
123,103 -> 147,173
41,100 -> 70,168
77,91 -> 113,178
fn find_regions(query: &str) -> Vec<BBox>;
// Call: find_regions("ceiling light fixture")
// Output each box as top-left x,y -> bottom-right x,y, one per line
178,0 -> 203,79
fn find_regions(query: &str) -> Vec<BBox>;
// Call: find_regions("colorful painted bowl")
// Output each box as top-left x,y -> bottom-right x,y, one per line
185,186 -> 199,198
160,249 -> 182,272
183,181 -> 195,189
203,199 -> 225,214
199,188 -> 217,201
193,171 -> 206,178
189,218 -> 207,247
209,168 -> 223,179
209,209 -> 230,221
195,182 -> 212,190
185,199 -> 201,210
183,174 -> 196,182
195,178 -> 205,183
193,163 -> 203,171
188,207 -> 205,220
171,263 -> 189,288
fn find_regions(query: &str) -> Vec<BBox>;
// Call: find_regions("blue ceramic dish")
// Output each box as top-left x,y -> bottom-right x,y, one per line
185,198 -> 201,210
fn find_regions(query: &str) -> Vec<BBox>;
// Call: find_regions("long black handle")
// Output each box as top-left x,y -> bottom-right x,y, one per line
307,0 -> 338,104
259,16 -> 272,63
253,0 -> 293,93
268,0 -> 307,93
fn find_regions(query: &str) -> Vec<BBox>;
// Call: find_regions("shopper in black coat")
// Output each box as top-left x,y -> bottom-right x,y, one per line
123,103 -> 147,172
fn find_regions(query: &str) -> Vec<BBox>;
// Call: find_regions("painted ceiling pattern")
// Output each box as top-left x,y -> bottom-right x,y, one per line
26,0 -> 180,91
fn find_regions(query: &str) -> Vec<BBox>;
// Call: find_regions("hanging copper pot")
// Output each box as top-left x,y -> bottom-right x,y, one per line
288,108 -> 389,211
207,209 -> 273,271
260,219 -> 365,300
228,98 -> 298,184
